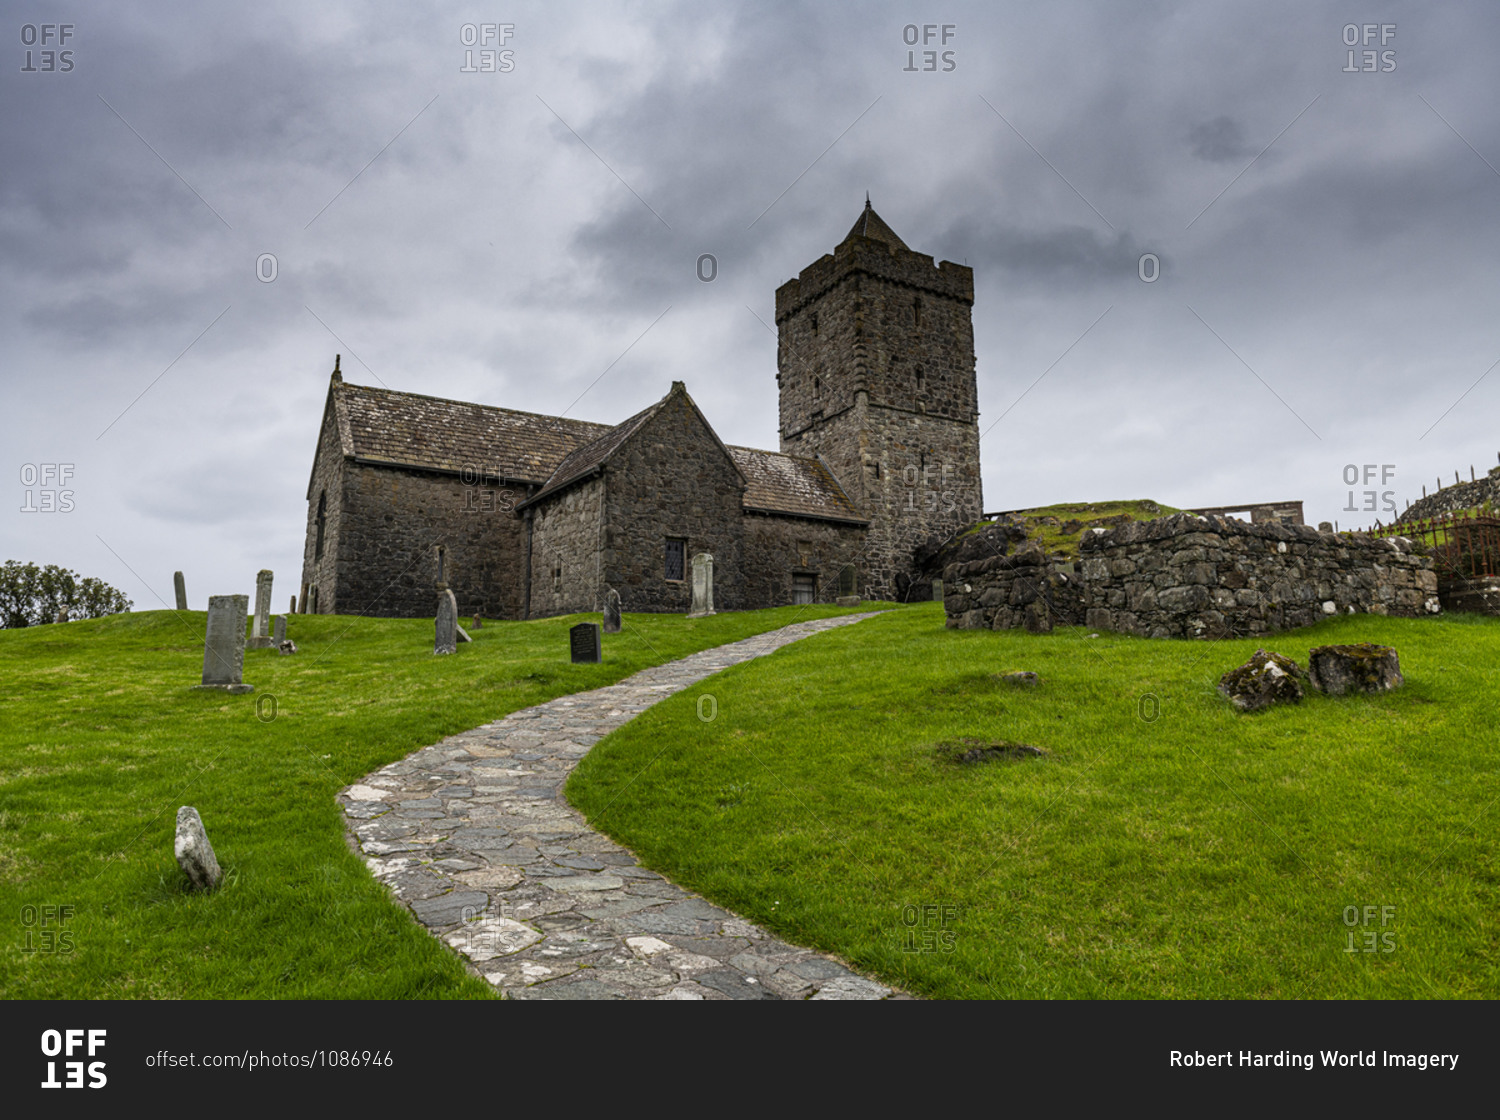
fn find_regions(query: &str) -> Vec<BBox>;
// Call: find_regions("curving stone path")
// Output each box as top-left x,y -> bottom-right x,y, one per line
339,612 -> 908,1000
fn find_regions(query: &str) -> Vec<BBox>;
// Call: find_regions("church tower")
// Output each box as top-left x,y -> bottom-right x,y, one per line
775,199 -> 983,600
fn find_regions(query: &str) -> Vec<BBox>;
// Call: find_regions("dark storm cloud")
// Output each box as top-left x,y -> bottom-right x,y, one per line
1188,116 -> 1252,163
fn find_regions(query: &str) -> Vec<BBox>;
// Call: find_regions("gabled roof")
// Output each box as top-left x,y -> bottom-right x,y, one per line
729,446 -> 866,524
519,395 -> 671,507
840,198 -> 908,251
331,376 -> 611,482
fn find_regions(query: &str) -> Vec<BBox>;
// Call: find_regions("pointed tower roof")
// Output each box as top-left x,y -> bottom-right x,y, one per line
840,197 -> 908,251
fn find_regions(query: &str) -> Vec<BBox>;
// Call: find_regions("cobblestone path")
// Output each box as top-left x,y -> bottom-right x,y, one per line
339,612 -> 908,1000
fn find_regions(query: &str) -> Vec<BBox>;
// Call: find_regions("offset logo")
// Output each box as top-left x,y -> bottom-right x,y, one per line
40,1029 -> 107,1089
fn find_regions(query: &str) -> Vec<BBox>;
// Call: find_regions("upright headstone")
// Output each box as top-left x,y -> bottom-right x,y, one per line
932,579 -> 944,602
472,614 -> 482,630
570,622 -> 602,663
835,564 -> 860,606
273,615 -> 287,645
435,589 -> 458,655
688,553 -> 715,618
55,607 -> 69,624
289,594 -> 297,615
196,595 -> 253,693
603,588 -> 622,633
248,570 -> 274,649
174,571 -> 188,611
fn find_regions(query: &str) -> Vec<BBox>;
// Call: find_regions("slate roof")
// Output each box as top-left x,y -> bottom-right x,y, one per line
333,379 -> 611,482
329,376 -> 866,525
729,446 -> 865,523
840,199 -> 909,251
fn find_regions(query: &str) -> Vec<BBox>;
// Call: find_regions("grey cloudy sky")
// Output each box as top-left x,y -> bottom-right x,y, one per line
4,0 -> 1498,610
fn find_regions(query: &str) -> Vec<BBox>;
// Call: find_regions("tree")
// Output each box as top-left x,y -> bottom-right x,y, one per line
0,561 -> 132,628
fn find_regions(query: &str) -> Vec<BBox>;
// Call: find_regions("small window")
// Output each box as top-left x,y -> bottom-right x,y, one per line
913,298 -> 922,328
915,367 -> 925,391
552,562 -> 562,592
436,545 -> 446,585
792,573 -> 816,605
665,538 -> 686,581
813,377 -> 822,400
314,490 -> 327,561
810,312 -> 819,335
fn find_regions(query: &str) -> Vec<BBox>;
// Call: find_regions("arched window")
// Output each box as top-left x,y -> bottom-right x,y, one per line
813,377 -> 822,400
314,490 -> 327,561
915,366 -> 925,392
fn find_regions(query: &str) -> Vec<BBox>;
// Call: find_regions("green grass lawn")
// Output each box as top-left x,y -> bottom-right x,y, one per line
0,603 -> 873,999
566,604 -> 1500,999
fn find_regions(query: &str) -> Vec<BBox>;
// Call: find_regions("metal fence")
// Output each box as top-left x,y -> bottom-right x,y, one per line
1372,511 -> 1500,581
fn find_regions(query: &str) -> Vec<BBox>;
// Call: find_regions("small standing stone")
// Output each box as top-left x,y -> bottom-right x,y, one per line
174,571 -> 188,611
289,594 -> 297,615
1317,521 -> 1334,533
932,579 -> 944,602
195,595 -> 253,693
248,570 -> 274,649
472,614 -> 482,630
273,615 -> 287,645
688,553 -> 715,618
55,607 -> 69,624
603,588 -> 622,633
175,806 -> 222,891
570,622 -> 602,664
435,590 -> 458,655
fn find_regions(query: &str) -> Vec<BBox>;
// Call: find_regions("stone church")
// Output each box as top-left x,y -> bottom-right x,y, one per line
298,201 -> 985,619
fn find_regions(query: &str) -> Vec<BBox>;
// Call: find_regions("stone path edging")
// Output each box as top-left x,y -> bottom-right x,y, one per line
339,612 -> 909,1000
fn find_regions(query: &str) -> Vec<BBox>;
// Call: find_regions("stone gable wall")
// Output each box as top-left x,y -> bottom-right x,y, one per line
300,404 -> 346,614
600,393 -> 748,613
943,513 -> 1440,639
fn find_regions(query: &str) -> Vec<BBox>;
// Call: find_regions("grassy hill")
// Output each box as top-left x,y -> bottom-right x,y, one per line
0,603 -> 873,999
997,499 -> 1183,558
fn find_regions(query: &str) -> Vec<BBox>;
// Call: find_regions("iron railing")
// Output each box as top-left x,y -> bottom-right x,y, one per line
1371,511 -> 1500,581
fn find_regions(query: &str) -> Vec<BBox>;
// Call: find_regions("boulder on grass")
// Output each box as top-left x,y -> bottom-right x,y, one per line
175,806 -> 222,891
1307,643 -> 1403,696
1218,649 -> 1307,713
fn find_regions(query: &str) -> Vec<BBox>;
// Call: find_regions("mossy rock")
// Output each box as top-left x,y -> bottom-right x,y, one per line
1218,649 -> 1307,713
1307,643 -> 1404,696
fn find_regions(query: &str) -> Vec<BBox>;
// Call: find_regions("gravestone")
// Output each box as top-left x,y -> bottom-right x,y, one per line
248,570 -> 274,649
835,565 -> 859,607
932,579 -> 943,602
603,588 -> 622,633
55,607 -> 69,624
570,622 -> 602,664
174,571 -> 188,611
435,590 -> 458,655
273,615 -> 287,645
195,595 -> 253,693
174,806 -> 222,891
688,553 -> 715,618
472,614 -> 482,629
1317,521 -> 1333,533
289,594 -> 297,614
456,624 -> 472,643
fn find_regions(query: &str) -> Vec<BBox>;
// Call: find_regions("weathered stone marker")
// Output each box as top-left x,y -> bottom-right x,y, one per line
1317,521 -> 1334,533
456,624 -> 472,643
603,588 -> 622,633
175,806 -> 222,891
248,570 -> 274,649
472,614 -> 482,630
174,571 -> 188,611
55,607 -> 69,624
688,553 -> 715,618
273,615 -> 287,645
1308,643 -> 1403,695
195,595 -> 253,693
932,579 -> 943,602
836,565 -> 860,607
570,622 -> 602,664
289,594 -> 297,615
1218,649 -> 1306,712
435,590 -> 458,655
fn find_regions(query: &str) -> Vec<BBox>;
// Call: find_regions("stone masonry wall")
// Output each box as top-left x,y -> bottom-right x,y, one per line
1399,465 -> 1500,522
601,393 -> 747,613
331,463 -> 528,621
528,475 -> 604,619
300,403 -> 346,614
741,513 -> 868,607
944,513 -> 1440,639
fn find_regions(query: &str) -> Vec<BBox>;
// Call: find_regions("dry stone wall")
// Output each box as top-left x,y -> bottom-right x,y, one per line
943,513 -> 1439,639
